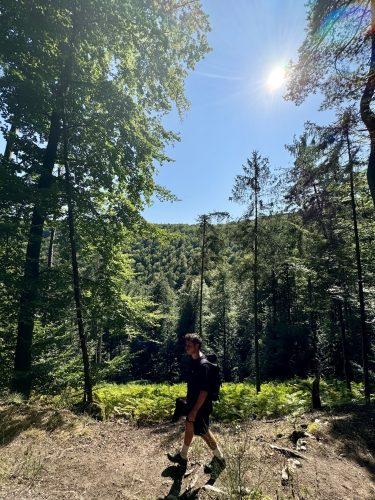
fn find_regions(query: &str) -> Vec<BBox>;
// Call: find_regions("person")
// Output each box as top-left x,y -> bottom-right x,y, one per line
167,333 -> 226,475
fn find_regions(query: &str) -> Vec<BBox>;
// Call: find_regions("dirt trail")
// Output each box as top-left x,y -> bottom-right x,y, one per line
0,404 -> 374,499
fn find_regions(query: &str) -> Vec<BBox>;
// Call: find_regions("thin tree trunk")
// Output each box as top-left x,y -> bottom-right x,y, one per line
96,334 -> 103,365
254,187 -> 260,393
345,126 -> 370,404
2,123 -> 18,270
47,228 -> 56,269
285,264 -> 292,324
199,215 -> 207,337
62,111 -> 93,404
222,299 -> 228,381
271,269 -> 277,324
47,168 -> 60,270
308,276 -> 321,409
313,183 -> 329,239
337,300 -> 352,393
41,225 -> 57,328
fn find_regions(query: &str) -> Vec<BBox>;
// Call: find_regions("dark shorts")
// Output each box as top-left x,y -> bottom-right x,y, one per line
186,402 -> 212,436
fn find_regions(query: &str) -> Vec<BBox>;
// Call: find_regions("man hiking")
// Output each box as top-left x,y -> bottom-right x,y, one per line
167,333 -> 226,475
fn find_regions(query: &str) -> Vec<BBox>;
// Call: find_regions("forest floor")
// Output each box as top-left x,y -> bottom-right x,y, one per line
0,402 -> 374,499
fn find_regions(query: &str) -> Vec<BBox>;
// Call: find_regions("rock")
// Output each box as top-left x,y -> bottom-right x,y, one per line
183,468 -> 194,477
288,458 -> 302,469
276,433 -> 283,438
202,484 -> 227,495
237,486 -> 251,495
296,438 -> 307,451
281,466 -> 289,485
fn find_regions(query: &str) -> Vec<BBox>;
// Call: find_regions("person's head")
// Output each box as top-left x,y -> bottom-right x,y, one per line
185,333 -> 202,357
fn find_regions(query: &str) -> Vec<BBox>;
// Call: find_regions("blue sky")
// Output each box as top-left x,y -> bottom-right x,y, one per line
0,1 -> 334,224
143,0 -> 334,224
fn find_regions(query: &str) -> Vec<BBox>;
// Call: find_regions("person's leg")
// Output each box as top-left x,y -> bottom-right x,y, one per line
201,430 -> 224,459
181,419 -> 194,458
167,419 -> 194,466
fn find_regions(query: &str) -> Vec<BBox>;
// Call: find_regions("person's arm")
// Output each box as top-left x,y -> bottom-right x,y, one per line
187,390 -> 208,422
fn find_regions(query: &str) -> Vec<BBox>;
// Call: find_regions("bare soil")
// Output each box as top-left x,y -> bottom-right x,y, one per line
0,403 -> 374,499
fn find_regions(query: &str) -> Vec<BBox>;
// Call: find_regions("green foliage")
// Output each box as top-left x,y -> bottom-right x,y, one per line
94,382 -> 185,421
88,379 -> 368,424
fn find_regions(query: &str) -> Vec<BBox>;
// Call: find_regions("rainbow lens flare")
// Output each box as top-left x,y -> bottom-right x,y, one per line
318,3 -> 371,40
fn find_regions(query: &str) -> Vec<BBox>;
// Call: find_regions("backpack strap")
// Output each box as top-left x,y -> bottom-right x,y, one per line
200,353 -> 217,366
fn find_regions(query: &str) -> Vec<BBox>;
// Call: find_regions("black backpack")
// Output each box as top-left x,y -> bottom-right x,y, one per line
200,353 -> 222,401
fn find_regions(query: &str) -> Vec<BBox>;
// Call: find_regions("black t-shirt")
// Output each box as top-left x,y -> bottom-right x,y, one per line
186,355 -> 211,409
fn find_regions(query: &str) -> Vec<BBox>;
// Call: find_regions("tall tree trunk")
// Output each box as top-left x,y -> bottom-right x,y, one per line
337,299 -> 352,393
2,123 -> 18,270
313,183 -> 329,239
12,6 -> 77,396
308,276 -> 321,409
199,215 -> 207,337
254,188 -> 260,393
2,123 -> 17,165
345,126 -> 371,404
360,0 -> 375,207
285,264 -> 292,324
47,228 -> 56,269
222,300 -> 228,381
47,168 -> 59,270
95,333 -> 103,366
271,269 -> 277,324
12,111 -> 62,396
93,317 -> 102,365
41,225 -> 57,328
62,112 -> 93,404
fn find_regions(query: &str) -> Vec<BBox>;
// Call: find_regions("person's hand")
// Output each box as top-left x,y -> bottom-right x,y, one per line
187,409 -> 197,422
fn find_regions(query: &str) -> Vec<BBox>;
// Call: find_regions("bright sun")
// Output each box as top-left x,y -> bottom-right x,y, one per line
267,65 -> 286,91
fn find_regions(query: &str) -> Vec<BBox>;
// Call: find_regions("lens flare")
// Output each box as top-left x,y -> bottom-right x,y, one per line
318,3 -> 371,40
266,65 -> 286,91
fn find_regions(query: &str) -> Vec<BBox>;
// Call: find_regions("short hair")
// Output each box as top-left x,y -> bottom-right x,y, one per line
185,332 -> 202,348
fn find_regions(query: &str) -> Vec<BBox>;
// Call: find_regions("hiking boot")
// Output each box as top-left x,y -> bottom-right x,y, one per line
204,456 -> 226,475
167,451 -> 188,469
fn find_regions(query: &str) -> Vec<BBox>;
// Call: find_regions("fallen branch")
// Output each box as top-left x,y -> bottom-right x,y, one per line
269,444 -> 308,460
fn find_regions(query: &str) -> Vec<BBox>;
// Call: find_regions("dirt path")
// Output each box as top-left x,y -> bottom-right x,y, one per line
0,404 -> 374,499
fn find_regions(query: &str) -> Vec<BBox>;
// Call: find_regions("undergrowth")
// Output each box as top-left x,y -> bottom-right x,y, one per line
90,379 -> 367,423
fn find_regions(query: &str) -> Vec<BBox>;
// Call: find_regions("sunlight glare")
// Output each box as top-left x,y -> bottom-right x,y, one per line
266,65 -> 286,91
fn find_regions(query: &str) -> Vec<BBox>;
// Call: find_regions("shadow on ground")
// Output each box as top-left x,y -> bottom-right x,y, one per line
161,460 -> 225,499
155,422 -> 186,448
0,404 -> 78,446
161,464 -> 185,499
325,403 -> 375,481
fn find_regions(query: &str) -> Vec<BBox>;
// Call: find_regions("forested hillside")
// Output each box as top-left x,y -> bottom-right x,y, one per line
0,0 -> 374,408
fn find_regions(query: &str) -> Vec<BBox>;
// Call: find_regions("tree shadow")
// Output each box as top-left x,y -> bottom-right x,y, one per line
325,403 -> 375,481
156,423 -> 186,448
0,404 -> 78,446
